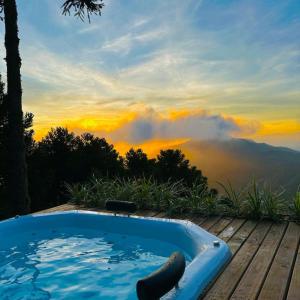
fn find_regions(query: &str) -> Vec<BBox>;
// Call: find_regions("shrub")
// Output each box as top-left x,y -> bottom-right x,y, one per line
186,181 -> 217,215
261,184 -> 285,221
201,194 -> 217,216
187,182 -> 206,213
66,176 -> 217,215
155,180 -> 186,212
130,177 -> 157,209
89,177 -> 117,207
67,176 -> 296,221
217,181 -> 245,216
291,187 -> 300,222
66,182 -> 91,206
66,177 -> 189,212
244,179 -> 263,219
166,197 -> 189,216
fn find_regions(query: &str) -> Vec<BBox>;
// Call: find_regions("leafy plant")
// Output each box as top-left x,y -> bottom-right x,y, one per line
66,175 -> 294,221
186,181 -> 217,216
66,182 -> 90,205
261,184 -> 285,221
166,197 -> 189,216
88,176 -> 116,207
245,179 -> 263,219
291,186 -> 300,222
66,177 -> 189,212
201,194 -> 217,216
217,180 -> 245,216
131,177 -> 156,209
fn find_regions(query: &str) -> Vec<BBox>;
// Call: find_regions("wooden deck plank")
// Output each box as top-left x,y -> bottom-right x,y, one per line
257,222 -> 300,300
167,213 -> 194,221
200,216 -> 221,231
287,234 -> 300,300
33,203 -> 77,214
200,220 -> 256,299
218,219 -> 246,242
191,216 -> 207,226
203,221 -> 271,300
209,218 -> 233,236
173,214 -> 191,220
231,222 -> 287,300
227,220 -> 257,255
135,210 -> 158,217
154,212 -> 168,218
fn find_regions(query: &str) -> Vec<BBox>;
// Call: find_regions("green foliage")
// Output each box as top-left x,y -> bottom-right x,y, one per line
261,184 -> 285,221
130,178 -> 156,209
67,177 -> 215,215
200,194 -> 217,216
291,187 -> 300,222
25,126 -> 209,212
66,182 -> 91,206
218,179 -> 289,221
217,181 -> 244,216
156,149 -> 205,187
28,128 -> 124,211
245,179 -> 263,219
186,181 -> 206,213
67,176 -> 299,221
244,181 -> 286,221
125,148 -> 155,178
186,181 -> 216,215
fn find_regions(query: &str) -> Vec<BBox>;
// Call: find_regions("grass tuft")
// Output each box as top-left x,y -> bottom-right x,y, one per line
217,180 -> 244,216
291,186 -> 300,222
261,184 -> 285,221
66,176 -> 299,221
245,179 -> 263,220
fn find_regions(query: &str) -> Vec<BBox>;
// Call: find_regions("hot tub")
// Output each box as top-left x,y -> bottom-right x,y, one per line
0,211 -> 231,299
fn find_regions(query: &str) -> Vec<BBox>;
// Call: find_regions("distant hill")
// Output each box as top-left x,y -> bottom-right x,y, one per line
180,138 -> 300,198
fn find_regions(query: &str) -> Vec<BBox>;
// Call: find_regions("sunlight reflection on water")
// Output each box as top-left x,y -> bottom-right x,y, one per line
0,228 -> 190,300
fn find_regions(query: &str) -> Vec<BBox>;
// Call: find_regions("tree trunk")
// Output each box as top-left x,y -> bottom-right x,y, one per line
3,0 -> 30,215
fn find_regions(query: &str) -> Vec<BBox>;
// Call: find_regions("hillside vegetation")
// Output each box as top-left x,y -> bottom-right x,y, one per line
67,176 -> 300,222
182,138 -> 300,198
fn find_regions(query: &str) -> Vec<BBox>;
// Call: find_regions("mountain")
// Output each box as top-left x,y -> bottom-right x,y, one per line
180,138 -> 300,198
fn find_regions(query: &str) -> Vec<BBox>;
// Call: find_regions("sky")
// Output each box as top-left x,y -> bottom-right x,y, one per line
1,0 -> 300,151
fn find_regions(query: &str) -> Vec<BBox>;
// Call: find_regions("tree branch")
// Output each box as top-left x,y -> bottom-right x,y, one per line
61,0 -> 104,22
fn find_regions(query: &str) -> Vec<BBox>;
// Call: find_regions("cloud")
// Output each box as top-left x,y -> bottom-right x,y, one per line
11,0 -> 299,151
101,28 -> 169,55
132,17 -> 151,28
102,34 -> 133,54
109,108 -> 243,143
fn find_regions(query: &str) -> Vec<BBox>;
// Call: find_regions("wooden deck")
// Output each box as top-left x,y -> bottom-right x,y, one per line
37,204 -> 300,300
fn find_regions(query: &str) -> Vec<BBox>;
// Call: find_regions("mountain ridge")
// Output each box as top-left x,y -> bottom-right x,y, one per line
178,138 -> 300,198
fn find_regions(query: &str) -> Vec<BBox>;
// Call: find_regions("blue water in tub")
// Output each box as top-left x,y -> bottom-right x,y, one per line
0,224 -> 191,300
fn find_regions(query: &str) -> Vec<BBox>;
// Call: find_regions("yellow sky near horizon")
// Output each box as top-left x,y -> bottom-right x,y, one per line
30,106 -> 300,153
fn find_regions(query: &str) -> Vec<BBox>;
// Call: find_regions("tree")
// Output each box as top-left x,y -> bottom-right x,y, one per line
0,74 -> 8,217
74,133 -> 123,180
0,74 -> 35,217
28,127 -> 77,210
0,0 -> 104,215
125,148 -> 155,178
156,149 -> 206,186
27,128 -> 123,211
